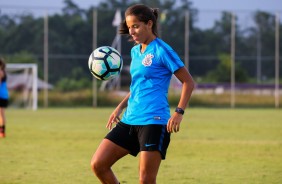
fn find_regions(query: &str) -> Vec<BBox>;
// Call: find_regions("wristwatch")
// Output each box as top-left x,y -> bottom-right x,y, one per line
175,107 -> 185,115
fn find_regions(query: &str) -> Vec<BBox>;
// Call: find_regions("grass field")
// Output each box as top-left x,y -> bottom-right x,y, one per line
0,108 -> 282,184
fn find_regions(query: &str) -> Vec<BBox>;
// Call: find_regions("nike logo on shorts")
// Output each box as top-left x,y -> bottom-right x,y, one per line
144,143 -> 156,147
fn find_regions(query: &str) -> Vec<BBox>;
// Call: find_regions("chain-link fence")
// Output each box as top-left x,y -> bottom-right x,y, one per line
1,7 -> 281,108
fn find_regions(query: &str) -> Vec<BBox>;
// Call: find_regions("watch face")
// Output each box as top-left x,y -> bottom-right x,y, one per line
175,108 -> 184,115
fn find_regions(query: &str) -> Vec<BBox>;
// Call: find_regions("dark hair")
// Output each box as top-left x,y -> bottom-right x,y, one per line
0,58 -> 6,70
119,4 -> 159,37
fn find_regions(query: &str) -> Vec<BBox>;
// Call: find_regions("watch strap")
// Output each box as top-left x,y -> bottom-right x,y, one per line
175,107 -> 185,115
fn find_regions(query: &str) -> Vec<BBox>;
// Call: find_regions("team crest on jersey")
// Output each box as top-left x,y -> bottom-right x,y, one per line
142,54 -> 154,67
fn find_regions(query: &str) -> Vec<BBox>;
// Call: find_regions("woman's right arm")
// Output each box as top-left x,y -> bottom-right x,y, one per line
106,92 -> 130,130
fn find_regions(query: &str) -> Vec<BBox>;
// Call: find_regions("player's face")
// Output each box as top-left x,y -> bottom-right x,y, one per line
126,15 -> 153,44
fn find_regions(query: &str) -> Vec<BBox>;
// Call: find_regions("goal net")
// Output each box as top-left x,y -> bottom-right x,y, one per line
6,64 -> 38,110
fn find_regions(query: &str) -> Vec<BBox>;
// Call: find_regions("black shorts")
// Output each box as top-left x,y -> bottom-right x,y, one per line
105,122 -> 170,160
0,98 -> 8,108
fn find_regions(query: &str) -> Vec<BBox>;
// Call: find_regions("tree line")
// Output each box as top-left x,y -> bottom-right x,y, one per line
0,0 -> 281,91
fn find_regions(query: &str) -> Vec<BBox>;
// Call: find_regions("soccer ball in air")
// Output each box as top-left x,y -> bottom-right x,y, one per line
88,46 -> 123,80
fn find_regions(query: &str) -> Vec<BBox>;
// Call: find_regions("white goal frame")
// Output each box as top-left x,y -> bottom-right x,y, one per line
6,64 -> 38,110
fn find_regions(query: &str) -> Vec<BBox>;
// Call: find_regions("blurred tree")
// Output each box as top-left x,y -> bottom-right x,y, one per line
0,14 -> 43,55
3,51 -> 43,78
206,53 -> 248,83
236,11 -> 278,81
211,12 -> 235,54
253,11 -> 276,80
5,51 -> 38,64
56,67 -> 91,91
189,12 -> 235,77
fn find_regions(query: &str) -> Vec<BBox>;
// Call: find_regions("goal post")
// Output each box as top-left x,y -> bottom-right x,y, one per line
6,63 -> 38,110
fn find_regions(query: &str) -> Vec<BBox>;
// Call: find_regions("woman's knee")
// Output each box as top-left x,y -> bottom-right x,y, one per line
139,172 -> 156,184
91,139 -> 129,176
90,155 -> 106,175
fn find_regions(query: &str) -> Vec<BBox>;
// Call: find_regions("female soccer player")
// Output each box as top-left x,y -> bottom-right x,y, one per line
0,58 -> 9,138
91,4 -> 195,184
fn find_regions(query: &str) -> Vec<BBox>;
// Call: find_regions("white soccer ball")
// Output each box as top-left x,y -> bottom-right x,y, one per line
88,46 -> 123,80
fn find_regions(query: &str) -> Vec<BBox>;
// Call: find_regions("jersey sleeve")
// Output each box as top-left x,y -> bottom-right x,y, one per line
160,46 -> 184,73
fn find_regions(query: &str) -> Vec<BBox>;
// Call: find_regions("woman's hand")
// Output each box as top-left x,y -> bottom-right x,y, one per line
106,108 -> 123,130
106,92 -> 130,130
167,112 -> 183,133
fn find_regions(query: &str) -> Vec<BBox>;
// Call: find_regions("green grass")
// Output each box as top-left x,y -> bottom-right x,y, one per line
1,108 -> 282,184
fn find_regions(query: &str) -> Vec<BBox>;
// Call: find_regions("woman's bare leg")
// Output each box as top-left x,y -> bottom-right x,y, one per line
91,139 -> 129,184
0,108 -> 6,137
139,151 -> 162,184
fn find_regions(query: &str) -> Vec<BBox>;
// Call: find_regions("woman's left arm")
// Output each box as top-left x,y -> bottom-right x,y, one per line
167,67 -> 195,133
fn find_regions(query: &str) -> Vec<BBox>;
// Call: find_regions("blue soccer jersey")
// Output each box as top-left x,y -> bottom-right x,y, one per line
0,76 -> 9,100
121,38 -> 184,125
